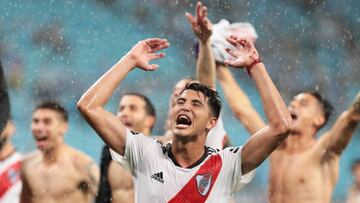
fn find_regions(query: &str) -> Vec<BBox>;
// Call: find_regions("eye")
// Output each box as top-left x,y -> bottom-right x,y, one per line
300,100 -> 308,106
176,99 -> 185,105
193,102 -> 201,107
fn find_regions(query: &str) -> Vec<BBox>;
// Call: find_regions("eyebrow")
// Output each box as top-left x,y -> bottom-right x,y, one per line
192,99 -> 203,106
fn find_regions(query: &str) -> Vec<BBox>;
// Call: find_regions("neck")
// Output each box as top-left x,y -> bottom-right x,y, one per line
0,142 -> 15,161
42,143 -> 64,165
143,128 -> 151,136
171,134 -> 206,168
286,131 -> 317,152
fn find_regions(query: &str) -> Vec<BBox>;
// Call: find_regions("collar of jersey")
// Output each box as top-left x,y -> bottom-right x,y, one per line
167,146 -> 209,169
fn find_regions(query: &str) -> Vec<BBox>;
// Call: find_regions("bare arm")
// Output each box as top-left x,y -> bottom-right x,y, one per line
20,167 -> 32,203
186,2 -> 216,89
77,38 -> 169,155
317,92 -> 360,158
224,36 -> 292,174
217,64 -> 265,135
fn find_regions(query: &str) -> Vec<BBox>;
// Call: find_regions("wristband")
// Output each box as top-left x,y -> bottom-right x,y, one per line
246,58 -> 262,77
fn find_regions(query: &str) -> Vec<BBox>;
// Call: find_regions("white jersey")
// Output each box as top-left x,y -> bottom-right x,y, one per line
111,129 -> 255,203
109,116 -> 228,173
0,152 -> 22,203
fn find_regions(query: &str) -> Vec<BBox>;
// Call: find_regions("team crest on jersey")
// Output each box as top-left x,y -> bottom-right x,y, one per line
195,172 -> 212,196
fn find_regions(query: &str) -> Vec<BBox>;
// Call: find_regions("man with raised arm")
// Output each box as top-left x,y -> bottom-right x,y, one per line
77,35 -> 291,202
217,61 -> 360,202
162,2 -> 229,149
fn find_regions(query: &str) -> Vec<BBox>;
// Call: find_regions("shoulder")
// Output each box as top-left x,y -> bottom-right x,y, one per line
22,150 -> 41,166
21,150 -> 41,176
67,146 -> 96,171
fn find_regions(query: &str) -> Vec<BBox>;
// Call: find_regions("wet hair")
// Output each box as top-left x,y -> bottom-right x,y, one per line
178,82 -> 222,118
95,146 -> 112,203
123,93 -> 156,117
34,100 -> 69,122
0,60 -> 10,134
306,91 -> 333,128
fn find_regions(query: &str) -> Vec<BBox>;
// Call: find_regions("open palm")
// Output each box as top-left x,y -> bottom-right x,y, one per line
129,38 -> 169,71
224,36 -> 259,68
185,2 -> 212,42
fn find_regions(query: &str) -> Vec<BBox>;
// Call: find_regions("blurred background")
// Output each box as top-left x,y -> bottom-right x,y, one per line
0,0 -> 359,202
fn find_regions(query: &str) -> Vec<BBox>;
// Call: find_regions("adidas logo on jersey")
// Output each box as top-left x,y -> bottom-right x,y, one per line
151,172 -> 164,183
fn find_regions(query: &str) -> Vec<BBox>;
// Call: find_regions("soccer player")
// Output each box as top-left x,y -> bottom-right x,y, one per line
20,100 -> 99,203
0,61 -> 22,202
217,63 -> 360,203
77,35 -> 292,202
96,93 -> 156,203
162,2 -> 229,149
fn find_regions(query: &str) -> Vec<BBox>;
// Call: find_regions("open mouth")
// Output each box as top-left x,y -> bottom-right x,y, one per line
176,114 -> 192,128
35,136 -> 48,141
290,113 -> 297,120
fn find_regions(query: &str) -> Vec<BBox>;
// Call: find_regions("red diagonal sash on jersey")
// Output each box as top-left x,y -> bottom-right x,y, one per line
168,154 -> 222,203
0,161 -> 21,198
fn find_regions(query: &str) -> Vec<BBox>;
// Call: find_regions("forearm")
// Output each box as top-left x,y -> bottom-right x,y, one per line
217,65 -> 265,134
321,93 -> 360,156
197,41 -> 216,89
77,55 -> 135,110
250,63 -> 291,133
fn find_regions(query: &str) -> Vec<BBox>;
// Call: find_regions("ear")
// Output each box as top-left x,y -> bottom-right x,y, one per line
60,122 -> 69,135
312,115 -> 325,129
206,117 -> 217,131
145,116 -> 156,130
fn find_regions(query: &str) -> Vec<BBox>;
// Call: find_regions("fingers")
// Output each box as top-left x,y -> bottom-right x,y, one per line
226,35 -> 251,49
185,12 -> 196,25
226,36 -> 239,47
145,38 -> 168,47
202,6 -> 207,19
151,43 -> 170,52
225,48 -> 238,58
196,2 -> 202,19
145,38 -> 170,51
148,53 -> 165,60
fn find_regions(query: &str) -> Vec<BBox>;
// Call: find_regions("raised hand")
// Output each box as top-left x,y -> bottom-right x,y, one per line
128,38 -> 169,71
224,36 -> 260,68
185,2 -> 212,43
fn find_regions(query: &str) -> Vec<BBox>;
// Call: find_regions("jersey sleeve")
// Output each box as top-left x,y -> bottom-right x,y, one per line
221,146 -> 255,192
109,128 -> 153,176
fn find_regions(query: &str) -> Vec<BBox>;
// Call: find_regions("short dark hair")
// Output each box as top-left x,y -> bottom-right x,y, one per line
123,93 -> 156,117
179,82 -> 222,118
306,91 -> 333,128
34,100 -> 69,122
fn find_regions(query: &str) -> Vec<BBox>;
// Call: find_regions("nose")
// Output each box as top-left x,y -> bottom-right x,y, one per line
32,122 -> 45,135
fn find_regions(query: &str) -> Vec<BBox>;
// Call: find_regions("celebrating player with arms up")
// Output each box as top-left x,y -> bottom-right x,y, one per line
77,36 -> 292,202
217,53 -> 360,203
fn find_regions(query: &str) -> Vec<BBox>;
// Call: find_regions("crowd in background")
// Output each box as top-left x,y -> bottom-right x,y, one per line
0,0 -> 359,202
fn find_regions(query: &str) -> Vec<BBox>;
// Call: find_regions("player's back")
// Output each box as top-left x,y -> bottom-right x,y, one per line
269,145 -> 339,203
22,146 -> 96,203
